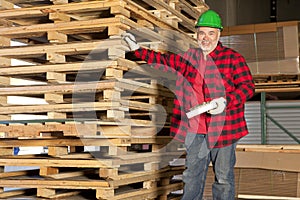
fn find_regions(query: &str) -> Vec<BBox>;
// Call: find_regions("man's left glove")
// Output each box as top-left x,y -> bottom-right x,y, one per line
207,97 -> 226,115
122,32 -> 140,51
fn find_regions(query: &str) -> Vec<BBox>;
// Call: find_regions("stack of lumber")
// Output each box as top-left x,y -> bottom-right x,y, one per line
0,0 -> 208,199
220,21 -> 300,85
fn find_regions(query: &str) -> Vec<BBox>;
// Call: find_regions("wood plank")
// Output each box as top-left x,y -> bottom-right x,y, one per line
0,0 -> 14,10
255,87 -> 300,93
0,1 -> 124,19
0,38 -> 126,58
177,0 -> 203,19
110,166 -> 184,187
0,101 -> 126,114
46,169 -> 97,179
186,0 -> 208,7
8,0 -> 53,7
0,151 -> 183,167
238,194 -> 300,200
0,158 -> 115,167
237,144 -> 300,153
46,191 -> 81,199
131,0 -> 197,32
0,18 -> 125,38
0,169 -> 39,178
110,182 -> 183,200
0,190 -> 29,199
0,179 -> 110,189
117,58 -> 177,81
122,0 -> 181,31
0,60 -> 118,75
0,81 -> 117,95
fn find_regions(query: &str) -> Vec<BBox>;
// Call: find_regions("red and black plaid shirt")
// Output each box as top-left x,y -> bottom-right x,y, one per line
134,42 -> 255,148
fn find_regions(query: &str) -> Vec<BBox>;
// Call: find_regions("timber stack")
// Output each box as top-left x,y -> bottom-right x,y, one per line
0,0 -> 208,199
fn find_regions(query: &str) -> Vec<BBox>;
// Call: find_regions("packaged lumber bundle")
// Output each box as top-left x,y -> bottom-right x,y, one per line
220,21 -> 300,77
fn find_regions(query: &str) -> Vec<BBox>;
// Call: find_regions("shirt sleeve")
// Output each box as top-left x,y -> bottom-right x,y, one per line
134,47 -> 188,74
226,55 -> 255,108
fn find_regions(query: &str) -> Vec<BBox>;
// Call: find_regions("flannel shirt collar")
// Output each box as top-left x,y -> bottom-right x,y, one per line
208,41 -> 223,60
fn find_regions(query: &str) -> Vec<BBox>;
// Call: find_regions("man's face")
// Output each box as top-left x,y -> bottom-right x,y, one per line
196,27 -> 220,54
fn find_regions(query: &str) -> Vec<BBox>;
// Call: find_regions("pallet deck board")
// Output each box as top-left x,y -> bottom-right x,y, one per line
0,18 -> 128,38
0,1 -> 126,20
0,151 -> 183,166
0,38 -> 126,58
0,137 -> 173,147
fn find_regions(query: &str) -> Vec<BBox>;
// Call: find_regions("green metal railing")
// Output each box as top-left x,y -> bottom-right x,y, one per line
260,91 -> 300,144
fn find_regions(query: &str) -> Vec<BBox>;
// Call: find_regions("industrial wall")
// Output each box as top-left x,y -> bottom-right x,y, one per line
206,0 -> 300,26
242,101 -> 300,145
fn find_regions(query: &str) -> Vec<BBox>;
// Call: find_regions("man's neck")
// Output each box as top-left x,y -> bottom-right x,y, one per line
202,51 -> 211,60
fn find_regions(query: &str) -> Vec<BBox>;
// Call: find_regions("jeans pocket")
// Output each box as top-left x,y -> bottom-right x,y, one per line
185,133 -> 206,151
184,132 -> 196,150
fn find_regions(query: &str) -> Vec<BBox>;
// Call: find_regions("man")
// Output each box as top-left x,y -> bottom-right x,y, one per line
123,10 -> 255,200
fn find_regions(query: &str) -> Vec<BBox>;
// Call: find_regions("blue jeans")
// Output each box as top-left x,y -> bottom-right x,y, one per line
182,133 -> 237,200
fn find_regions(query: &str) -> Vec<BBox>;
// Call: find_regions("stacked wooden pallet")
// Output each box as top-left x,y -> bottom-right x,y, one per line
0,0 -> 207,199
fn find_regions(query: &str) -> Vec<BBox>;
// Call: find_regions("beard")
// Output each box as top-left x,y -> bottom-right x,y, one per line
198,39 -> 218,54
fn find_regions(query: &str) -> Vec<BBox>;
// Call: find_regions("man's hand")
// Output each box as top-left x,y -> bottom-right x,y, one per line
208,97 -> 226,115
122,32 -> 140,51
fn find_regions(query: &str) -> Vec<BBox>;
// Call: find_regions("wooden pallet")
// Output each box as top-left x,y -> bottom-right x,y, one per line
0,135 -> 178,155
253,74 -> 300,83
0,78 -> 174,122
0,0 -> 207,33
0,165 -> 184,199
254,74 -> 300,93
0,1 -> 199,59
0,1 -> 205,199
0,118 -> 183,199
127,0 -> 207,33
0,0 -> 199,44
0,134 -> 184,199
0,122 -> 161,138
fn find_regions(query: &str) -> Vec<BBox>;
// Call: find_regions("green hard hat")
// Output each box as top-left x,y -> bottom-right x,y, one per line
195,10 -> 223,30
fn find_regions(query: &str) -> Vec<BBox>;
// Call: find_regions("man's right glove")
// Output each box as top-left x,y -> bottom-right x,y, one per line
207,97 -> 226,115
122,32 -> 140,51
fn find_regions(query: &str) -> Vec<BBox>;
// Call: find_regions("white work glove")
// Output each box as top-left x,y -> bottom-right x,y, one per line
122,32 -> 140,51
207,97 -> 226,115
